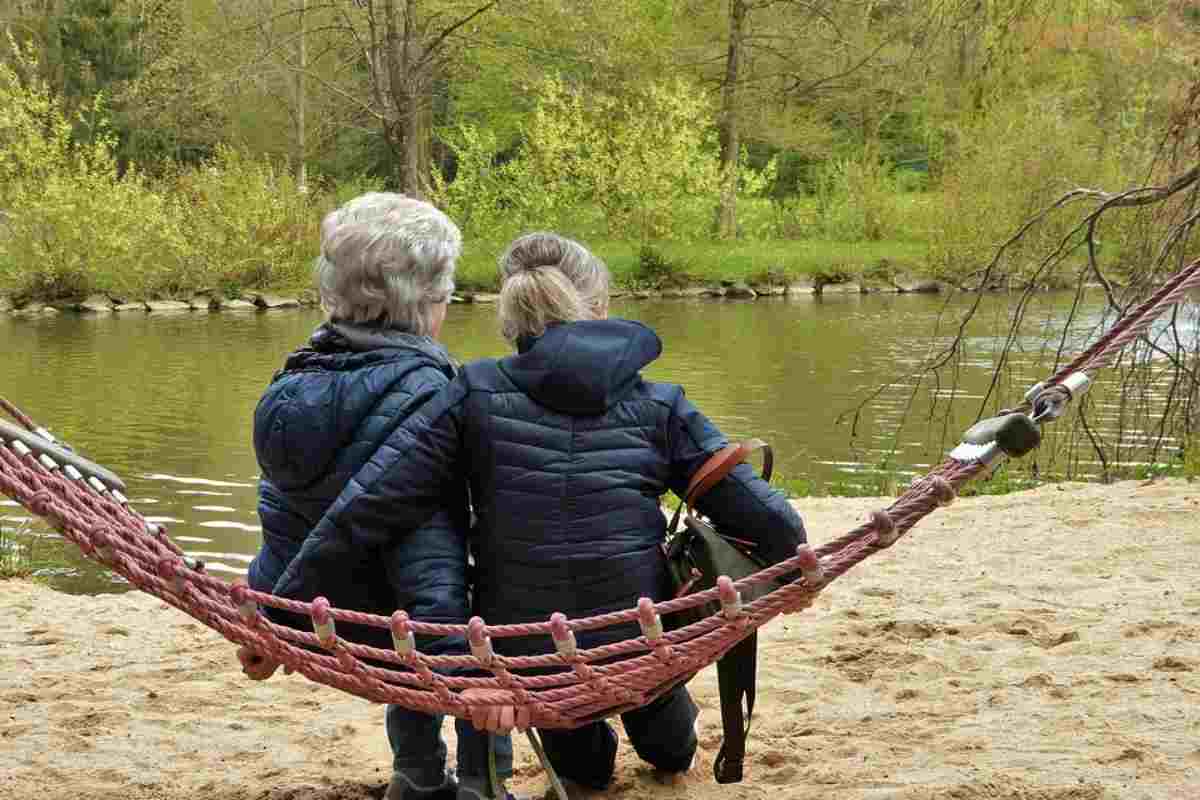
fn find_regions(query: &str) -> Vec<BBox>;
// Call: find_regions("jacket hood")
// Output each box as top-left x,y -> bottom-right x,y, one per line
282,322 -> 455,372
499,319 -> 662,415
255,322 -> 454,491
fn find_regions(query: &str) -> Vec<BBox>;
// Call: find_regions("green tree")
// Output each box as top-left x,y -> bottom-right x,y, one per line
525,75 -> 724,241
3,0 -> 224,169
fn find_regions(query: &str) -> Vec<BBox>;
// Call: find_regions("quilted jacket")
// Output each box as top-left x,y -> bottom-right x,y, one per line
274,319 -> 807,655
248,322 -> 469,652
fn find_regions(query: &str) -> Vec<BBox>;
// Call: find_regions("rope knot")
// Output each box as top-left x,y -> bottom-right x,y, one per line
636,597 -> 664,642
91,527 -> 115,561
467,617 -> 494,667
390,611 -> 417,659
795,544 -> 824,586
156,557 -> 187,595
27,490 -> 55,518
230,581 -> 258,626
870,509 -> 897,547
716,576 -> 743,621
311,597 -> 336,648
549,612 -> 578,661
930,476 -> 956,506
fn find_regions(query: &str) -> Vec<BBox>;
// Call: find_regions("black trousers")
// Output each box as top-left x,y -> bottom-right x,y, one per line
538,684 -> 699,789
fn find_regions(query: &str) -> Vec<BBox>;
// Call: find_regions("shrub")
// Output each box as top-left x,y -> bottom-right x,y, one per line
0,43 -> 191,299
634,244 -> 692,286
522,76 -> 722,242
926,93 -> 1147,286
766,196 -> 821,239
432,78 -> 778,249
814,150 -> 901,242
3,167 -> 191,299
0,40 -> 322,301
894,167 -> 930,194
429,123 -> 575,245
172,146 -> 319,295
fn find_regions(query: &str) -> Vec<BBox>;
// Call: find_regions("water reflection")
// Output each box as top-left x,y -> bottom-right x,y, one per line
1,290 -> 1195,593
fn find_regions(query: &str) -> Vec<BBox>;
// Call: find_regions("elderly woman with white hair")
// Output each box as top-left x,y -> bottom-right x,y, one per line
241,192 -> 513,800
275,232 -> 807,795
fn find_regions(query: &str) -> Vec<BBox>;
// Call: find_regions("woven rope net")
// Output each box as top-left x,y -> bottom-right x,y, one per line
2,257 -> 1198,730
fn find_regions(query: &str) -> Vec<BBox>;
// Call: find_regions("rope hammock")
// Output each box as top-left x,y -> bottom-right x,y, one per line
2,258 -> 1198,734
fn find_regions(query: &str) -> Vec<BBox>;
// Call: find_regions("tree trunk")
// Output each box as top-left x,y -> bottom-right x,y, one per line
369,0 -> 497,196
393,0 -> 425,198
296,0 -> 307,194
716,0 -> 746,240
400,85 -> 426,197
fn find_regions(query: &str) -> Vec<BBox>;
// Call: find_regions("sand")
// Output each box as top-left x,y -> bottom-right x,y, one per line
2,478 -> 1199,800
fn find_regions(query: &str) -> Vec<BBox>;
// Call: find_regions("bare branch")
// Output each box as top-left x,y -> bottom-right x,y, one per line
415,1 -> 499,71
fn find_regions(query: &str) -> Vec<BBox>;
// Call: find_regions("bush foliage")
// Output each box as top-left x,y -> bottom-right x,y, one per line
0,7 -> 1187,303
0,41 -> 325,302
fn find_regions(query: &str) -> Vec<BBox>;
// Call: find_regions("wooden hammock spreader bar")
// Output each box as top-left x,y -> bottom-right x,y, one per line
1,255 -> 1198,730
0,417 -> 127,495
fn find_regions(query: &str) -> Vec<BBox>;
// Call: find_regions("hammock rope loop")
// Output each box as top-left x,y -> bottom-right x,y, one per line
717,575 -> 743,621
870,509 -> 897,547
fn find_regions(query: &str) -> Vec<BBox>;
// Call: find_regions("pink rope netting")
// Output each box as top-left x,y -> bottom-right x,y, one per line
0,437 -> 980,727
1,256 -> 1197,728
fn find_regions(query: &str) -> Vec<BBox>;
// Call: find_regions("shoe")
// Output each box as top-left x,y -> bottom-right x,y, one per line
653,752 -> 698,786
386,770 -> 459,800
456,778 -> 523,800
652,717 -> 700,786
540,776 -> 604,799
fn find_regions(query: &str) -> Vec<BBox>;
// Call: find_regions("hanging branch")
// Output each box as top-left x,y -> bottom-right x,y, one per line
843,78 -> 1200,482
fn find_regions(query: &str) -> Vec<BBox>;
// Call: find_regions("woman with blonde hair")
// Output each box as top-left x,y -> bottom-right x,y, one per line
276,232 -> 807,794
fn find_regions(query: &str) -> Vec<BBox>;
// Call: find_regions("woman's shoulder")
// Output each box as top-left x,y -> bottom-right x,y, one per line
258,346 -> 455,426
275,342 -> 451,381
458,356 -> 513,391
632,377 -> 687,408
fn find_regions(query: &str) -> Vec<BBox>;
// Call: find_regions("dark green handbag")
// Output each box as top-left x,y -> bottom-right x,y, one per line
663,439 -> 787,784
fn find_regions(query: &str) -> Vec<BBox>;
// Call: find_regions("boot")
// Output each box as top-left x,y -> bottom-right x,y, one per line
385,770 -> 459,800
456,775 -> 523,800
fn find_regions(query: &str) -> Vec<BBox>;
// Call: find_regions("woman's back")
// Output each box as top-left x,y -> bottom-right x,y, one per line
458,319 -> 681,632
253,325 -> 456,543
448,318 -> 803,656
249,323 -> 466,643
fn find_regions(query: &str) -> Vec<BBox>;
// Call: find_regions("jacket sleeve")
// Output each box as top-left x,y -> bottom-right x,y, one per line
382,507 -> 470,658
271,378 -> 470,608
666,388 -> 807,567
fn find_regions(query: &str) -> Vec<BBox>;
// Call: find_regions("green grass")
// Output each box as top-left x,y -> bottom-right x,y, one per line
0,516 -> 73,581
768,454 -> 1196,502
0,521 -> 43,579
1183,440 -> 1200,479
455,236 -> 930,292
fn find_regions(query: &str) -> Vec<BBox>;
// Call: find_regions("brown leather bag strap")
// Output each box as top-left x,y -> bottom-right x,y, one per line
668,438 -> 772,533
686,438 -> 772,513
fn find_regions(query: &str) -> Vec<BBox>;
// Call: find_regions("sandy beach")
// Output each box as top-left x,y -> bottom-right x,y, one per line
2,478 -> 1199,800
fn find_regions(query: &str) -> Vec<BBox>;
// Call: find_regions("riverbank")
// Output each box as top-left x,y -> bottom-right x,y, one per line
5,229 -> 1103,313
0,235 -> 947,311
0,270 -> 954,317
0,281 -> 944,317
3,478 -> 1198,800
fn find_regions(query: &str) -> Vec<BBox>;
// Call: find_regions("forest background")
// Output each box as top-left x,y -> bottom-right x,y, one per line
1,0 -> 1198,301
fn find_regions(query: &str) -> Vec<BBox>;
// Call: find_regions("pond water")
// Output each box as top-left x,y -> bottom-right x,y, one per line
1,290 -> 1194,593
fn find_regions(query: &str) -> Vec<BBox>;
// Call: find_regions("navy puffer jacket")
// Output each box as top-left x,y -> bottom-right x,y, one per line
248,322 -> 469,652
275,319 -> 806,656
